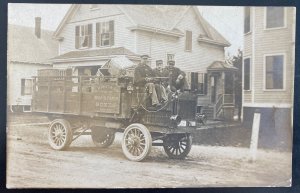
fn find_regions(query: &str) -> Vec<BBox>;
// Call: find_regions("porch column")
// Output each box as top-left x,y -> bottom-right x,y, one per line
221,71 -> 225,96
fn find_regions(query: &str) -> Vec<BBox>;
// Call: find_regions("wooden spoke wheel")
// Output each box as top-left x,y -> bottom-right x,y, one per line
122,124 -> 152,162
163,134 -> 192,159
48,119 -> 73,150
91,127 -> 115,148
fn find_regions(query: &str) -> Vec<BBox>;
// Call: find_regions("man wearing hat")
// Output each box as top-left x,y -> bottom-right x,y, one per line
162,60 -> 186,92
134,55 -> 161,106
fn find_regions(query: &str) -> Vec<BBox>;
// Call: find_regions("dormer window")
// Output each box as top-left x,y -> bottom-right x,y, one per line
75,24 -> 92,49
96,21 -> 114,47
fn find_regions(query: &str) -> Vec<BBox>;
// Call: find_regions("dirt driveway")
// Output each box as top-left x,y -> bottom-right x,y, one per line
6,113 -> 292,188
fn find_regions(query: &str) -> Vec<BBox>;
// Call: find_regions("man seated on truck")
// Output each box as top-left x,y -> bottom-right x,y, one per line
162,60 -> 186,93
153,60 -> 168,103
134,55 -> 161,107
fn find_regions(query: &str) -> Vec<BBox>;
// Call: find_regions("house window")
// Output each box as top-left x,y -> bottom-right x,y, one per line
244,58 -> 251,90
167,54 -> 175,63
185,30 -> 192,51
265,55 -> 284,89
21,78 -> 33,95
96,21 -> 114,47
75,24 -> 93,49
266,7 -> 285,29
190,72 -> 207,95
244,7 -> 251,34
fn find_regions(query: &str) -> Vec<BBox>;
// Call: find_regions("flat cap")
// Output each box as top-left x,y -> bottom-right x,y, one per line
140,54 -> 150,59
168,60 -> 175,65
156,60 -> 163,64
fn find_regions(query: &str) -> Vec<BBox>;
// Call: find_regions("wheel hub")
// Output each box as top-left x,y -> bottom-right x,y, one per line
128,136 -> 140,147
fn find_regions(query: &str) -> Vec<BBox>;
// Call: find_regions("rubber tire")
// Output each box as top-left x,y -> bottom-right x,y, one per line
91,127 -> 115,148
48,119 -> 73,150
163,134 -> 192,159
122,123 -> 152,162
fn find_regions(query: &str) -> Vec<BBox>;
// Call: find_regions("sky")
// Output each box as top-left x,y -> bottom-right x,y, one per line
8,3 -> 243,57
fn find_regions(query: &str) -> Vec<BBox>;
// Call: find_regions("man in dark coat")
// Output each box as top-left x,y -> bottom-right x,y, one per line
162,60 -> 186,92
134,55 -> 160,106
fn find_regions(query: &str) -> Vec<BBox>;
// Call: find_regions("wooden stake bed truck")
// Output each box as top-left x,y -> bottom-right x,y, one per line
31,68 -> 198,161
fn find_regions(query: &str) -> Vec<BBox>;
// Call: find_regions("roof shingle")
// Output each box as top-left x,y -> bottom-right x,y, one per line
8,25 -> 59,64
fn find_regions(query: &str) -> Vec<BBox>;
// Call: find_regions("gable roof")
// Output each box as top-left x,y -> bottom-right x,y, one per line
207,61 -> 237,71
53,5 -> 230,47
119,5 -> 189,30
8,24 -> 59,64
52,47 -> 138,61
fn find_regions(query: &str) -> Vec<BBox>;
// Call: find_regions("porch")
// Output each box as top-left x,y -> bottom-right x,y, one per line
197,61 -> 237,120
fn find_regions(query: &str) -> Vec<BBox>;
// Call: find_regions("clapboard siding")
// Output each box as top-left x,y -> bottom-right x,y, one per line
243,7 -> 295,106
7,62 -> 50,106
59,5 -> 135,55
253,7 -> 294,104
243,92 -> 252,103
135,7 -> 225,71
244,34 -> 252,56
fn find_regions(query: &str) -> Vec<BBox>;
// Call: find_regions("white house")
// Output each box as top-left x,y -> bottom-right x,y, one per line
51,4 -> 236,119
7,18 -> 58,112
243,7 -> 295,148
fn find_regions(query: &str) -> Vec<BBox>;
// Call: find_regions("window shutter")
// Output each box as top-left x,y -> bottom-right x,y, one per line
244,58 -> 250,90
88,24 -> 93,48
244,7 -> 251,33
21,79 -> 25,96
96,23 -> 100,47
185,31 -> 192,51
191,72 -> 198,91
109,20 -> 114,46
204,73 -> 208,95
75,26 -> 80,49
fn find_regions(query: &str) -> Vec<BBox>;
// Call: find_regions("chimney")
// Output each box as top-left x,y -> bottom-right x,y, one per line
35,17 -> 41,38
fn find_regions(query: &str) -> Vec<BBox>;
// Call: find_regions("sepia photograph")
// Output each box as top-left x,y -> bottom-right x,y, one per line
6,3 -> 295,188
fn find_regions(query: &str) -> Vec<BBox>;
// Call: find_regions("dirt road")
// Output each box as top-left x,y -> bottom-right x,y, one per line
6,113 -> 292,188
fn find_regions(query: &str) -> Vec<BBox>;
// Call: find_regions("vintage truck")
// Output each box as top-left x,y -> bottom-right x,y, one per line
31,61 -> 198,162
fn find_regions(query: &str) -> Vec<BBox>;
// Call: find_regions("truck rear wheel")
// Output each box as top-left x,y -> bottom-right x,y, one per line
48,119 -> 73,150
163,134 -> 192,159
122,123 -> 152,162
91,127 -> 115,148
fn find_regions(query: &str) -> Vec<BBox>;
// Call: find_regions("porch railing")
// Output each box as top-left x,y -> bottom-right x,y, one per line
214,94 -> 223,119
223,94 -> 234,105
214,94 -> 235,119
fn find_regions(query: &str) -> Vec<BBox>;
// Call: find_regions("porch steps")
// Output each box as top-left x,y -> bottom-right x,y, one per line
201,106 -> 214,120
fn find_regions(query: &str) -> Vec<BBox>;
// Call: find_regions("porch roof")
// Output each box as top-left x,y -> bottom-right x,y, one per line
207,61 -> 238,72
51,47 -> 139,61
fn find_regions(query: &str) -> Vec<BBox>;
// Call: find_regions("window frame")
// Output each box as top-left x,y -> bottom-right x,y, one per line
75,24 -> 92,49
79,25 -> 89,49
96,20 -> 114,47
263,53 -> 286,91
243,57 -> 251,91
190,72 -> 208,95
264,7 -> 287,30
21,78 -> 33,96
166,53 -> 175,63
244,7 -> 252,35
